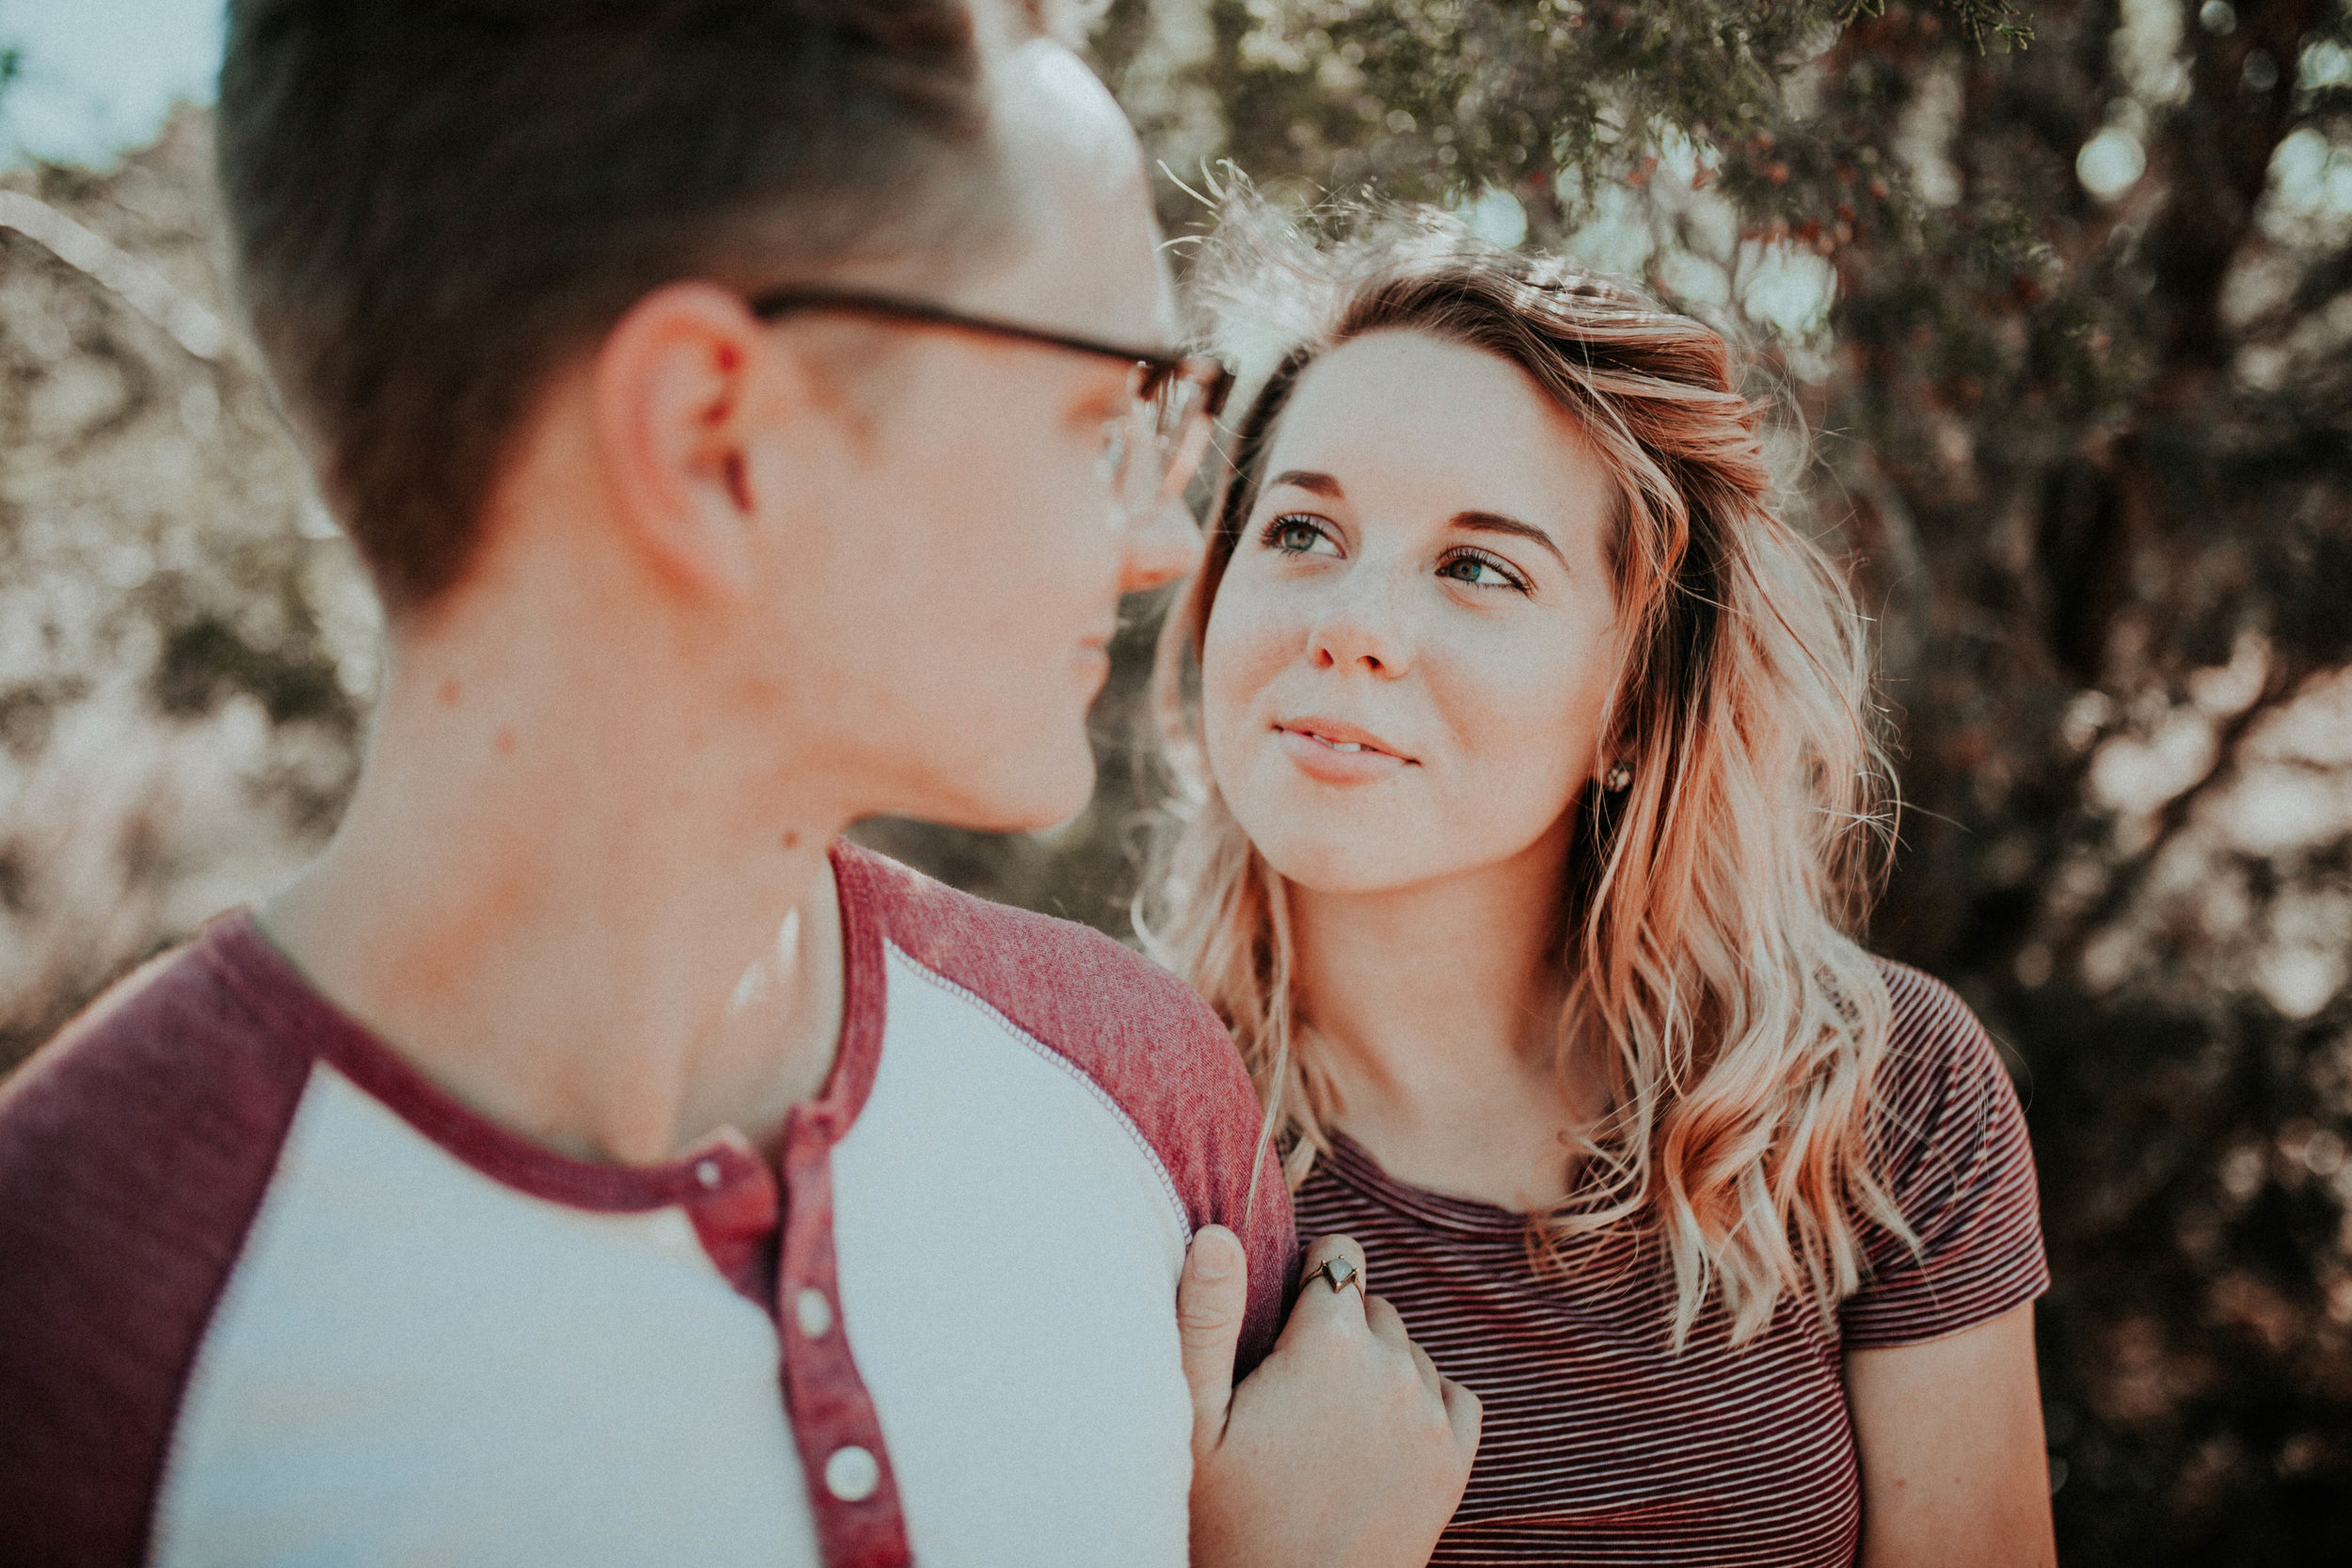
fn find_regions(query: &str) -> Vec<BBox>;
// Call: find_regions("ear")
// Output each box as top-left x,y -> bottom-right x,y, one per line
590,281 -> 801,600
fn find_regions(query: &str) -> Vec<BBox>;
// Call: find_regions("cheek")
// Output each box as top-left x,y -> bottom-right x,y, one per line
801,430 -> 1115,782
1423,627 -> 1616,825
1199,579 -> 1295,758
896,427 -> 1117,651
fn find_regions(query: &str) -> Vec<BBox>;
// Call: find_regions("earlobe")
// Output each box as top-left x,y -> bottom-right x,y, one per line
590,281 -> 783,601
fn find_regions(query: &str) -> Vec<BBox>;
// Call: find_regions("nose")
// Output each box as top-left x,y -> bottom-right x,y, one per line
1118,491 -> 1206,595
1307,571 -> 1409,678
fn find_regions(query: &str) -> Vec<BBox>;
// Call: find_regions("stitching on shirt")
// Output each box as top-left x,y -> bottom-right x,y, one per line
884,941 -> 1196,1244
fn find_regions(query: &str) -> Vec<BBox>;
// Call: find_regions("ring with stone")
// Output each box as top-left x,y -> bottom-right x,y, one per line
1308,1255 -> 1362,1297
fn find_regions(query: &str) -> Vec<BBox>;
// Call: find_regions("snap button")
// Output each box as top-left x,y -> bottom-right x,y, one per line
824,1444 -> 880,1503
693,1159 -> 722,1190
795,1287 -> 834,1339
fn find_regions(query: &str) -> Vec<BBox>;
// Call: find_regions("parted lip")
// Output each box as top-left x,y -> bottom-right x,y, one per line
1275,715 -> 1418,763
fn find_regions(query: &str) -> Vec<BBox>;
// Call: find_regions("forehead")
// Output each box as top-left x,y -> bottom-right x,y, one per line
955,40 -> 1173,348
1263,330 -> 1615,531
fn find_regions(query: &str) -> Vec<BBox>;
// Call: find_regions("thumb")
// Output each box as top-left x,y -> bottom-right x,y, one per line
1178,1224 -> 1248,1462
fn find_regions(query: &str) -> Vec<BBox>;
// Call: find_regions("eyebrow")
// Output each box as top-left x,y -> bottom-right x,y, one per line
1452,511 -> 1569,570
1266,471 -> 1570,571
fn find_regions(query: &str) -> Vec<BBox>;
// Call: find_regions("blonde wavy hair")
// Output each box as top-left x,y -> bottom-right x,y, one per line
1137,199 -> 1912,1349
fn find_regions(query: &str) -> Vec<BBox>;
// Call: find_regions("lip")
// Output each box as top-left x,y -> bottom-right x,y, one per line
1274,716 -> 1418,785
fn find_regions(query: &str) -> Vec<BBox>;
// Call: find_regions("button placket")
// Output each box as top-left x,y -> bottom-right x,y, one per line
775,1103 -> 911,1568
823,1445 -> 881,1502
681,1147 -> 782,1309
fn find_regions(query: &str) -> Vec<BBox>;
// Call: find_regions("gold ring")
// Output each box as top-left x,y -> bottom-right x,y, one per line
1308,1255 -> 1362,1297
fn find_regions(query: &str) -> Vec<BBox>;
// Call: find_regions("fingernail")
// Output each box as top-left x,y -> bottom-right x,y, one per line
1189,1226 -> 1238,1282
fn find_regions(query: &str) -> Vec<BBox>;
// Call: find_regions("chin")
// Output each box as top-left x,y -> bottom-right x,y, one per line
926,745 -> 1099,836
1246,818 -> 1431,897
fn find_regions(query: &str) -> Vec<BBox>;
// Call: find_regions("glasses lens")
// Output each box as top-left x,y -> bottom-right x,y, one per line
1097,417 -> 1132,489
1103,361 -> 1224,527
1151,368 -> 1217,503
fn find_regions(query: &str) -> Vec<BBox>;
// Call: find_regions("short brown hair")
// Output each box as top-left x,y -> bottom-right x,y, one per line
218,0 -> 1006,610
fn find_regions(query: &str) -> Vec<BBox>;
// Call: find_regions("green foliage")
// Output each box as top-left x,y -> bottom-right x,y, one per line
1845,0 -> 2036,48
1104,0 -> 2032,257
1065,1 -> 2352,1558
1,5 -> 2348,1558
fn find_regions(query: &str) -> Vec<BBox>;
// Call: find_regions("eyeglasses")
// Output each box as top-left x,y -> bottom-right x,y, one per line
748,287 -> 1233,529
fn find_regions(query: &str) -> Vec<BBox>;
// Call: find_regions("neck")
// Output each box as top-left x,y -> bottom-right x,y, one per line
1288,820 -> 1597,1208
263,594 -> 849,1167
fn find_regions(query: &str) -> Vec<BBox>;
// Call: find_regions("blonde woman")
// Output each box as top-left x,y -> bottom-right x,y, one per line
1142,211 -> 2056,1567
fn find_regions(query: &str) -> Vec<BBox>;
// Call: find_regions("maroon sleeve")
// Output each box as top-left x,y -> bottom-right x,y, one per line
0,918 -> 315,1568
836,844 -> 1298,1371
1840,962 -> 2050,1350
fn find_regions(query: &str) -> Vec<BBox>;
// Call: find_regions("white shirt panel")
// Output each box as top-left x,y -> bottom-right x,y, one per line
827,944 -> 1196,1568
151,1065 -> 813,1568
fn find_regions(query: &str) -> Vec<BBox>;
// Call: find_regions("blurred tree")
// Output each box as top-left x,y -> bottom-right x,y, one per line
0,114 -> 375,1062
4,5 -> 2350,1560
891,1 -> 2352,1560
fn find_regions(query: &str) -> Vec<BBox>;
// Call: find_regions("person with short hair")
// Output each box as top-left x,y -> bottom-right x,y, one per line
1141,203 -> 2057,1566
0,8 -> 1478,1566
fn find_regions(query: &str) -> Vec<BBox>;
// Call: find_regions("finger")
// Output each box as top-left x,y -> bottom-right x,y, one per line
1299,1232 -> 1368,1286
1439,1374 -> 1486,1456
1406,1335 -> 1444,1398
1363,1293 -> 1444,1396
1178,1225 -> 1248,1461
1363,1291 -> 1409,1353
1295,1233 -> 1369,1323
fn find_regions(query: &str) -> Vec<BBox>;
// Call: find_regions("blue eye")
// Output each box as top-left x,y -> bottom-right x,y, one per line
1438,549 -> 1530,592
1262,514 -> 1339,557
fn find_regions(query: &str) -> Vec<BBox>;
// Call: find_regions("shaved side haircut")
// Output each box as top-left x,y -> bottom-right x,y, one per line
217,0 -> 1010,610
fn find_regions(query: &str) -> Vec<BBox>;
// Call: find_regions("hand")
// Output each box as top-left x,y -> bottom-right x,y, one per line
1182,1228 -> 1481,1568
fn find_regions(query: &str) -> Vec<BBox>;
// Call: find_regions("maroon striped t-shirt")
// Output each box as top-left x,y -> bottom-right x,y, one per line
1294,961 -> 2047,1565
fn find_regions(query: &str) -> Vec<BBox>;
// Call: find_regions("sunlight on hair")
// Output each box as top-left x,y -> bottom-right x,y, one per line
1141,181 -> 1911,1351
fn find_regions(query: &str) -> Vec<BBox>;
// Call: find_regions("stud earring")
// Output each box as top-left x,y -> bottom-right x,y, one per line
1603,762 -> 1634,793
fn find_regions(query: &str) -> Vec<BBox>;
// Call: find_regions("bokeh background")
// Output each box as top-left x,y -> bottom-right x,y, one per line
3,1 -> 2349,1560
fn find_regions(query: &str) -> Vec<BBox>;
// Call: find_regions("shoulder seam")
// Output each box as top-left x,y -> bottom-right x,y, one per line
142,1057 -> 323,1562
882,940 -> 1195,1243
846,841 -> 1203,1003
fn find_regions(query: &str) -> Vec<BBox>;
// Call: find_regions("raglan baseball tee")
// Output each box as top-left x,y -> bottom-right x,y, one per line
0,841 -> 1295,1568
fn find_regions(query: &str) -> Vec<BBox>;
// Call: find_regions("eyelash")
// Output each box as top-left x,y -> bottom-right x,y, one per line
1260,514 -> 1532,594
1438,546 -> 1531,594
1262,514 -> 1332,556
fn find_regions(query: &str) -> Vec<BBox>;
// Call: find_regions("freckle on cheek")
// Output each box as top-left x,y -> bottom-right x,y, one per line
493,728 -> 516,757
437,678 -> 460,705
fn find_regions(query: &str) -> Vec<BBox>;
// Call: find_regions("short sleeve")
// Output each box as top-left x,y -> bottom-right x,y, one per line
831,841 -> 1298,1370
1839,962 -> 2049,1349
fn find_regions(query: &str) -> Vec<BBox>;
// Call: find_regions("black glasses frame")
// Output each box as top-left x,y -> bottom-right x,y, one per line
746,286 -> 1234,420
